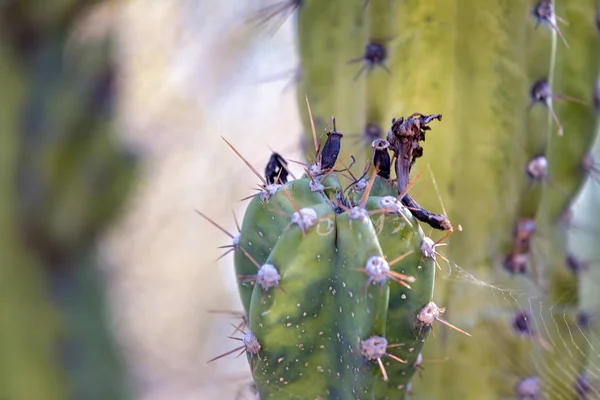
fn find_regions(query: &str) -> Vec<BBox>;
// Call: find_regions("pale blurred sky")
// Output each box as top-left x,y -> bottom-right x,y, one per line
104,1 -> 303,399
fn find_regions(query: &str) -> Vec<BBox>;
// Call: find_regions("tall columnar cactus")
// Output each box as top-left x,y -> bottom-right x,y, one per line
0,2 -> 135,399
290,0 -> 600,398
205,115 -> 473,399
209,0 -> 600,398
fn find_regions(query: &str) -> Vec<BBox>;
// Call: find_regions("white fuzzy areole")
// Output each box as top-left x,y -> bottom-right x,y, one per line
365,256 -> 390,284
260,184 -> 282,202
291,207 -> 318,230
348,206 -> 369,221
242,331 -> 261,354
360,336 -> 388,360
417,301 -> 440,326
257,263 -> 280,290
379,196 -> 401,213
421,237 -> 436,258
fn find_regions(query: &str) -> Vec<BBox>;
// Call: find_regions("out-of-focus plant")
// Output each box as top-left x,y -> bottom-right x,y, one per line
0,2 -> 136,399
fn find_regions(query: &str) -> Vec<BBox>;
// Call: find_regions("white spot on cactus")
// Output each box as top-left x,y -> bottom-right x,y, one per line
365,256 -> 391,284
416,301 -> 472,336
414,353 -> 423,368
353,178 -> 368,191
348,206 -> 369,220
515,376 -> 539,400
242,331 -> 261,354
526,155 -> 548,181
309,180 -> 325,192
292,207 -> 318,230
360,335 -> 406,382
308,162 -> 323,177
421,237 -> 436,258
260,184 -> 281,202
417,301 -> 441,326
361,336 -> 388,360
257,263 -> 280,290
379,196 -> 402,213
232,233 -> 240,248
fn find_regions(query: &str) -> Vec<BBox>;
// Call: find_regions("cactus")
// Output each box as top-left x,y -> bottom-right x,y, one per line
205,113 -> 473,399
0,2 -> 135,399
206,0 -> 600,398
290,0 -> 600,398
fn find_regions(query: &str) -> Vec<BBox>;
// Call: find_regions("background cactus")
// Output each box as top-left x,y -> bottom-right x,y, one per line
0,2 -> 135,399
210,0 -> 600,398
295,0 -> 600,398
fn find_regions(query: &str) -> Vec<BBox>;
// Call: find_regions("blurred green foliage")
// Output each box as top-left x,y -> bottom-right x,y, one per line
0,2 -> 135,399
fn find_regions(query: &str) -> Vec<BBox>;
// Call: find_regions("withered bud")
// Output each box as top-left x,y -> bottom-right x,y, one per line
372,139 -> 391,179
265,152 -> 288,184
321,127 -> 343,170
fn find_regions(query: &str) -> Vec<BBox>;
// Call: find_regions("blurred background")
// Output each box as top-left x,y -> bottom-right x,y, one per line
1,1 -> 301,399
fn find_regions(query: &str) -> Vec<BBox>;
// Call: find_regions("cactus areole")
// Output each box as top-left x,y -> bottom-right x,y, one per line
221,114 -> 467,399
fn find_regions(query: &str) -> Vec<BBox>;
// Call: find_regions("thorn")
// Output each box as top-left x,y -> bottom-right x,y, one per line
376,357 -> 389,381
305,96 -> 319,154
248,0 -> 303,37
195,210 -> 235,239
387,353 -> 407,364
417,301 -> 471,337
238,247 -> 262,270
435,317 -> 472,337
387,250 -> 415,268
222,137 -> 267,185
427,163 -> 449,219
215,248 -> 235,262
386,272 -> 413,289
397,171 -> 423,202
359,168 -> 379,209
207,345 -> 246,363
232,210 -> 241,232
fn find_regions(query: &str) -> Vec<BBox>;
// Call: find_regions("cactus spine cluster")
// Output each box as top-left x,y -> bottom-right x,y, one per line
204,113 -> 471,399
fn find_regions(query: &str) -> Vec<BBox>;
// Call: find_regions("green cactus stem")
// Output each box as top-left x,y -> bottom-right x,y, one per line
209,112 -> 472,399
288,0 -> 600,397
